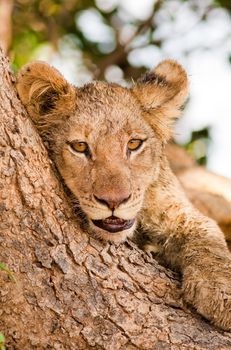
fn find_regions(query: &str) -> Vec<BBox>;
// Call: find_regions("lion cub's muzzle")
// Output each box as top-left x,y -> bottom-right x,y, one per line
92,193 -> 134,233
80,189 -> 143,239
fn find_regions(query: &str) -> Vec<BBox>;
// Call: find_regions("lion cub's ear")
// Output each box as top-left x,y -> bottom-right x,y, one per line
16,61 -> 76,131
132,60 -> 189,141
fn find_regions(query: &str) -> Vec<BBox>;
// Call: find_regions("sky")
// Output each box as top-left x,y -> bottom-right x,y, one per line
38,0 -> 231,178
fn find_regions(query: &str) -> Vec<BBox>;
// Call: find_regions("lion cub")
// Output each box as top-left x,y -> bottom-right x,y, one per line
16,60 -> 231,331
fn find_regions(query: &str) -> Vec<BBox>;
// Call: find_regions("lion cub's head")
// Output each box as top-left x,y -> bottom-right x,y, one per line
16,60 -> 188,242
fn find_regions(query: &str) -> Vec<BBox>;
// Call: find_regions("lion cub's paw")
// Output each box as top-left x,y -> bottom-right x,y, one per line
183,264 -> 231,331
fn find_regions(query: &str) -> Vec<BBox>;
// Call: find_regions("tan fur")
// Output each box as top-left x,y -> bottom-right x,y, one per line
17,60 -> 231,331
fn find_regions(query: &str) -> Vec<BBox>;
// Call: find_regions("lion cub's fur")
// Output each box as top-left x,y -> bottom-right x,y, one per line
17,60 -> 231,331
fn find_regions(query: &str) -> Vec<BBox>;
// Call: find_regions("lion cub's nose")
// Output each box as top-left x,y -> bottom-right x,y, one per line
94,194 -> 131,210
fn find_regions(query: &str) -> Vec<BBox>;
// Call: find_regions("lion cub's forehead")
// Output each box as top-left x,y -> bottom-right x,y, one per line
72,81 -> 142,131
77,81 -> 136,108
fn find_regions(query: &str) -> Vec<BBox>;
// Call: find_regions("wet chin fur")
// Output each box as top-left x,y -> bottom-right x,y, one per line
89,220 -> 137,242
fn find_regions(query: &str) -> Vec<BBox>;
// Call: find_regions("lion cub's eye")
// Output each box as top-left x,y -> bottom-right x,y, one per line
127,139 -> 143,152
68,141 -> 89,154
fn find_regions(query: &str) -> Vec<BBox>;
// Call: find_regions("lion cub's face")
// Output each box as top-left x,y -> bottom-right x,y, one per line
16,60 -> 188,241
53,83 -> 162,241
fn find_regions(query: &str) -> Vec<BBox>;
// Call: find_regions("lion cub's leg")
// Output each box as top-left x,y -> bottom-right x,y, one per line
141,170 -> 231,331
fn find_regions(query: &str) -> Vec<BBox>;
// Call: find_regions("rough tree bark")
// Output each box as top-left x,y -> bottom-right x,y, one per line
1,49 -> 231,350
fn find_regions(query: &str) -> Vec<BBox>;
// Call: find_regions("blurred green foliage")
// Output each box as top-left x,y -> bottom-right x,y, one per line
185,127 -> 211,165
12,0 -> 95,69
11,0 -> 230,74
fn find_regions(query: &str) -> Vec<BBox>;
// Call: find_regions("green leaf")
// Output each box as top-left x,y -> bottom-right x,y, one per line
0,263 -> 16,282
0,332 -> 5,350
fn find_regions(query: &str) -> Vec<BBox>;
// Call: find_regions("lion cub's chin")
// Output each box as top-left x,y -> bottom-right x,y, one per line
89,220 -> 137,243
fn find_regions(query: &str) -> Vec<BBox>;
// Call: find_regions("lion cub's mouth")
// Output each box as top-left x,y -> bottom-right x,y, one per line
92,216 -> 135,233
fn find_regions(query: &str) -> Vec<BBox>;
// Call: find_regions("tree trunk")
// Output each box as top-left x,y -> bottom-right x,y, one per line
0,0 -> 13,54
1,49 -> 231,350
